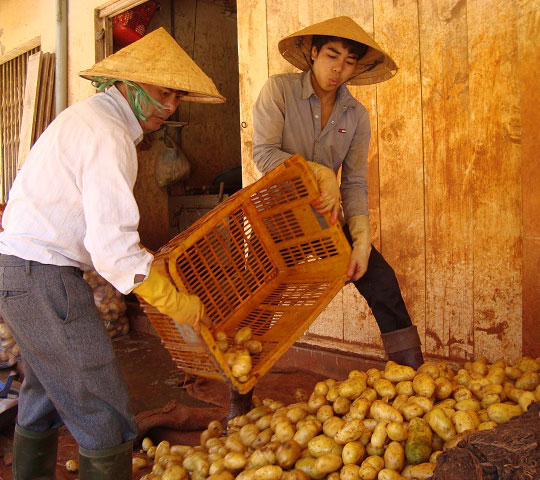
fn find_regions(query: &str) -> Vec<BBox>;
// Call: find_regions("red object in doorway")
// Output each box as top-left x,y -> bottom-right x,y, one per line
112,1 -> 159,49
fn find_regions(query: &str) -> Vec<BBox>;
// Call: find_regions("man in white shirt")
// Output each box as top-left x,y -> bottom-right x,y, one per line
0,28 -> 224,479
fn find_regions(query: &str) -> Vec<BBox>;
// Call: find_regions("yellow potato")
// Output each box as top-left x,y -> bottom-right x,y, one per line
308,393 -> 328,413
314,453 -> 342,474
427,408 -> 456,441
275,440 -> 302,468
377,468 -> 405,480
401,462 -> 435,480
515,372 -> 540,391
333,396 -> 352,415
162,465 -> 188,480
392,394 -> 409,412
274,421 -> 295,442
307,435 -> 343,458
334,419 -> 365,444
453,410 -> 476,433
253,465 -> 283,480
369,401 -> 403,423
361,455 -> 385,473
401,403 -> 424,421
477,421 -> 497,431
383,441 -> 404,471
293,423 -> 320,448
294,457 -> 325,480
281,470 -> 310,480
412,374 -> 435,398
357,464 -> 377,480
395,381 -> 414,396
370,420 -> 388,448
518,391 -> 536,412
339,378 -> 367,400
417,363 -> 441,380
486,403 -> 522,424
340,463 -> 360,480
454,398 -> 481,412
234,327 -> 252,345
384,365 -> 416,383
386,422 -> 408,442
342,441 -> 366,465
434,377 -> 453,399
408,396 -> 433,414
207,472 -> 235,480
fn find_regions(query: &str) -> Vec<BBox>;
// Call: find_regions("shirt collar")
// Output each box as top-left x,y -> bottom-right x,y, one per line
105,85 -> 144,145
301,70 -> 358,109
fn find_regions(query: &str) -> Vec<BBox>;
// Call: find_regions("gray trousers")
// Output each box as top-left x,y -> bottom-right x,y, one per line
0,254 -> 137,450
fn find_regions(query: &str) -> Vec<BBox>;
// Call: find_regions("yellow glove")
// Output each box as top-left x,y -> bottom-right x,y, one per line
307,161 -> 341,225
133,265 -> 205,327
347,215 -> 372,281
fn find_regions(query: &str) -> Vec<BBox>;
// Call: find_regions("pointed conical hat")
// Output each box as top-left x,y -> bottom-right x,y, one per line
278,16 -> 397,86
79,27 -> 225,103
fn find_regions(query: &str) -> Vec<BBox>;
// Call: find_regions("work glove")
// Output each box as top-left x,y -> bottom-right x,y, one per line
347,215 -> 372,281
307,161 -> 341,225
133,265 -> 205,328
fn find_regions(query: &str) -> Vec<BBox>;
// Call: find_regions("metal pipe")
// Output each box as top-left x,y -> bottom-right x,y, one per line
55,0 -> 67,115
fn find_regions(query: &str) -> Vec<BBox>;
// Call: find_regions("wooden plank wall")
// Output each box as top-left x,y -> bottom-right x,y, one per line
237,0 -> 540,363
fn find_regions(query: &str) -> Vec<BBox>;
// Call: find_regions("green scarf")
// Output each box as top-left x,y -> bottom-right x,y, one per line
92,78 -> 164,122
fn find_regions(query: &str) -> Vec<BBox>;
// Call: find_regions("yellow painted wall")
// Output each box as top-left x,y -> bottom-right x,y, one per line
0,0 -> 107,103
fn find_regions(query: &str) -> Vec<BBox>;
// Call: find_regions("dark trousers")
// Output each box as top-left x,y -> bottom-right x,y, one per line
0,254 -> 137,450
343,225 -> 412,334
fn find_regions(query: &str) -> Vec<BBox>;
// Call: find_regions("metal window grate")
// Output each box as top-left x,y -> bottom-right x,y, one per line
0,46 -> 40,202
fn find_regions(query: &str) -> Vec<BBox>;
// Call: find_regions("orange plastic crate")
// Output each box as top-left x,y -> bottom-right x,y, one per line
138,155 -> 352,393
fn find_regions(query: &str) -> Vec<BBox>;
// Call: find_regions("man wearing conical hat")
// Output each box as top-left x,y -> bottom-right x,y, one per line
0,28 -> 223,479
253,17 -> 424,369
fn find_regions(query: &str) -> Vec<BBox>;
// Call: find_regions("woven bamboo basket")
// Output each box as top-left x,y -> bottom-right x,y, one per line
137,154 -> 352,393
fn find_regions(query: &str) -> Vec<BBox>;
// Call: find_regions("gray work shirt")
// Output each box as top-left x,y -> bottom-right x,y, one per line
252,71 -> 370,221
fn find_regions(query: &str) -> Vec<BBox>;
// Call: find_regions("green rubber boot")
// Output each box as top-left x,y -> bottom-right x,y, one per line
13,424 -> 58,480
79,440 -> 133,480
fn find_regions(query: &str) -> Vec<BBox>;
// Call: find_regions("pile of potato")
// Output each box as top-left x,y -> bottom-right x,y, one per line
0,319 -> 19,368
126,355 -> 539,480
84,269 -> 129,338
214,327 -> 263,383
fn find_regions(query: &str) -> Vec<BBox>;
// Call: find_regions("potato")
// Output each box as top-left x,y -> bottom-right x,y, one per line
208,472 -> 235,480
453,410 -> 476,433
377,468 -> 405,480
66,459 -> 78,472
405,417 -> 432,465
334,419 -> 365,445
340,463 -> 360,480
407,396 -> 433,414
245,340 -> 263,354
323,416 -> 345,438
386,422 -> 407,442
234,327 -> 252,345
369,401 -> 403,423
308,393 -> 328,413
293,423 -> 320,448
327,386 -> 341,403
333,396 -> 352,415
428,408 -> 456,441
254,465 -> 283,480
486,403 -> 522,424
342,441 -> 366,465
339,378 -> 367,400
349,398 -> 371,420
275,440 -> 302,468
434,377 -> 453,400
357,464 -> 377,480
518,391 -> 536,412
417,363 -> 440,379
162,465 -> 188,480
281,470 -> 310,480
401,462 -> 435,480
485,367 -> 505,385
314,453 -> 342,474
316,405 -> 334,423
370,420 -> 388,448
367,369 -> 383,387
294,457 -> 325,480
359,388 -> 378,403
401,403 -> 424,421
275,421 -> 295,442
155,441 -> 171,462
383,441 -> 404,471
515,372 -> 540,391
361,455 -> 385,473
395,381 -> 414,396
477,421 -> 497,431
412,374 -> 436,398
223,452 -> 247,471
252,428 -> 273,449
365,442 -> 384,457
392,394 -> 409,412
307,435 -> 343,458
454,398 -> 481,412
374,379 -> 397,400
232,353 -> 252,378
384,365 -> 416,383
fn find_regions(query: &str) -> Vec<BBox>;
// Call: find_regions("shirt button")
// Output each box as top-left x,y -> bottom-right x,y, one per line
331,121 -> 335,124
314,115 -> 319,118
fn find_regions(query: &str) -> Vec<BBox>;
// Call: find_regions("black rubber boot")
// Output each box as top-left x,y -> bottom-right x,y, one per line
381,325 -> 424,370
78,440 -> 133,480
13,424 -> 58,480
226,387 -> 254,422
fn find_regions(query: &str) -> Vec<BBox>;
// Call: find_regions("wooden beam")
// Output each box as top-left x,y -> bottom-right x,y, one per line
17,52 -> 42,170
0,37 -> 40,66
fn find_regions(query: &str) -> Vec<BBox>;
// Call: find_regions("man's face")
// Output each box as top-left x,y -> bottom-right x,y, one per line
310,40 -> 359,93
137,82 -> 184,132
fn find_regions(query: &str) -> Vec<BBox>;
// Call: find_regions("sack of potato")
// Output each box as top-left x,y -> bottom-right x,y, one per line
123,355 -> 539,480
83,269 -> 129,338
0,318 -> 20,369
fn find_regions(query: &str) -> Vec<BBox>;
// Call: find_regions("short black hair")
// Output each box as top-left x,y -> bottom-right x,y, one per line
311,35 -> 368,59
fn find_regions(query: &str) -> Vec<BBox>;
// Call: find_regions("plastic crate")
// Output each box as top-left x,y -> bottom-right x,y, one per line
138,155 -> 351,393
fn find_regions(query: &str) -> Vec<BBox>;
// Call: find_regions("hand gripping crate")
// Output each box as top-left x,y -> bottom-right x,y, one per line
138,154 -> 352,393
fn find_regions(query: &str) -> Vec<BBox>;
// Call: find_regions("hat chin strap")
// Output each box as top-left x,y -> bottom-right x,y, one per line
91,77 -> 165,121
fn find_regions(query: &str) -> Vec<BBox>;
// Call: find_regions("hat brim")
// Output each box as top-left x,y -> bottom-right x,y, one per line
278,17 -> 398,86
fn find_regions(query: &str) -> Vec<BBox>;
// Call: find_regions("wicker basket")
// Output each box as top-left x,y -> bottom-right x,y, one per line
138,155 -> 351,393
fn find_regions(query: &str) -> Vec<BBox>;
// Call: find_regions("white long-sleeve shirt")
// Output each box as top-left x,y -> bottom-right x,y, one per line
0,86 -> 153,294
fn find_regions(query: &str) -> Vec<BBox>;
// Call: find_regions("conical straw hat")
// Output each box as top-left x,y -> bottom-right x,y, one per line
79,27 -> 225,103
278,16 -> 397,86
